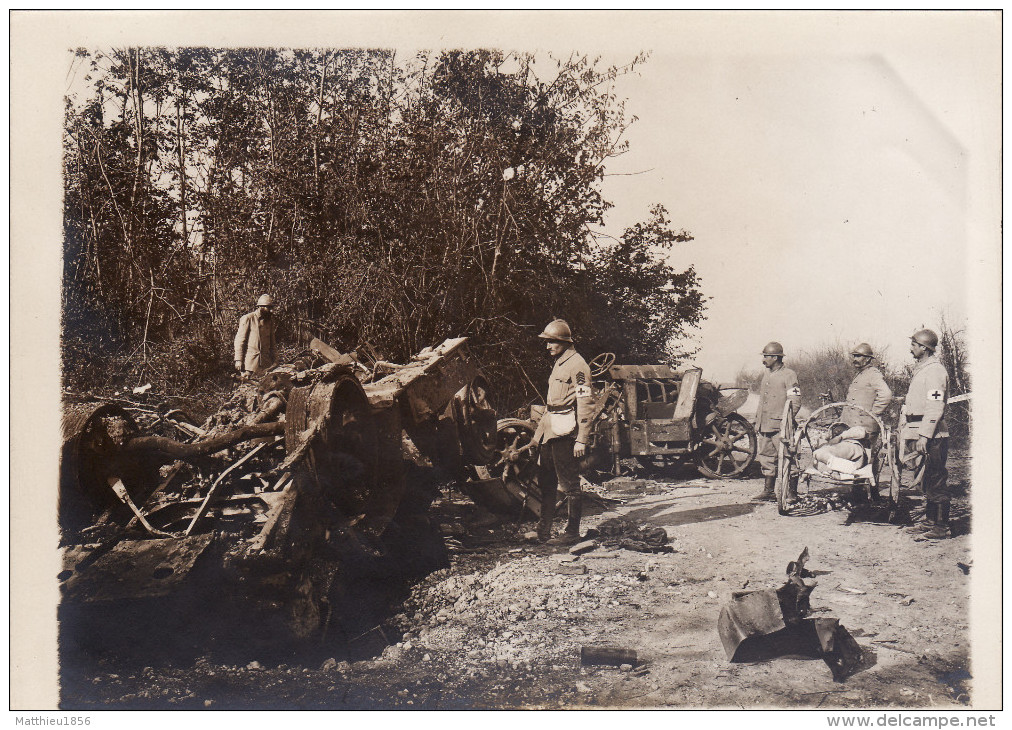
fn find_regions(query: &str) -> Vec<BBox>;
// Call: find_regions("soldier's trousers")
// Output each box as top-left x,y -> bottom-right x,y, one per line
908,437 -> 950,504
539,436 -> 582,499
757,431 -> 778,477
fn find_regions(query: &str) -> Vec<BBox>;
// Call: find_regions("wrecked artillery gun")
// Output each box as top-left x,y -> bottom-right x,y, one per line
59,337 -> 497,645
474,356 -> 758,518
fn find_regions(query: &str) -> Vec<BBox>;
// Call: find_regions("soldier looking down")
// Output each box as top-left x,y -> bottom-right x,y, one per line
752,341 -> 802,503
531,319 -> 594,546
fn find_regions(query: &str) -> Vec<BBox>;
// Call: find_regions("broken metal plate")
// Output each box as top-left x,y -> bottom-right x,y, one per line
60,534 -> 214,603
718,589 -> 786,660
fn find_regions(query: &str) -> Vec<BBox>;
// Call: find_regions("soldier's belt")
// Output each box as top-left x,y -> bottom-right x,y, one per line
547,404 -> 575,413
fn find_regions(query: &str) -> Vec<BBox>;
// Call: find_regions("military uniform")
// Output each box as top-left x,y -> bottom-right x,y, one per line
533,347 -> 594,490
234,309 -> 277,377
842,366 -> 892,434
754,365 -> 802,477
533,346 -> 594,540
904,354 -> 949,504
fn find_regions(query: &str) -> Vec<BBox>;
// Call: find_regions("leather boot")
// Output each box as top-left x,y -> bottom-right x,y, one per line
548,494 -> 583,545
925,502 -> 952,539
906,501 -> 937,534
537,483 -> 558,542
752,476 -> 776,502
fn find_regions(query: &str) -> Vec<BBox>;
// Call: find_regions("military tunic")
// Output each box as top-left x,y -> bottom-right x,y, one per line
903,355 -> 950,503
234,310 -> 277,376
754,365 -> 802,477
534,347 -> 594,498
533,348 -> 595,445
842,366 -> 892,433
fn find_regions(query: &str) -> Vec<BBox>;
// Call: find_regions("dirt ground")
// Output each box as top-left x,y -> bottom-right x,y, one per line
59,454 -> 973,710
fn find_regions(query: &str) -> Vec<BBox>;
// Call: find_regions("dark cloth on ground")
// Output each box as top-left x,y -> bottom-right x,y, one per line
588,517 -> 672,553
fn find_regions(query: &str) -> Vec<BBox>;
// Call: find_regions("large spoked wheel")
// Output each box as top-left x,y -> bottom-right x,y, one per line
474,418 -> 540,507
589,352 -> 616,378
775,405 -> 798,515
800,402 -> 890,500
456,376 -> 498,467
693,413 -> 757,479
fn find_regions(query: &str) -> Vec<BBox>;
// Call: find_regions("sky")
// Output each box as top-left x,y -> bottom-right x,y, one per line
590,13 -> 999,381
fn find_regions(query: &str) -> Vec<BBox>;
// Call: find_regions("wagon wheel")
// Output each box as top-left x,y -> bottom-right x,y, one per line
802,402 -> 890,503
457,376 -> 498,466
589,352 -> 616,378
474,418 -> 540,507
775,403 -> 798,515
693,413 -> 757,479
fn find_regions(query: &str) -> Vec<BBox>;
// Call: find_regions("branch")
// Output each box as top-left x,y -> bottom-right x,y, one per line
124,421 -> 284,461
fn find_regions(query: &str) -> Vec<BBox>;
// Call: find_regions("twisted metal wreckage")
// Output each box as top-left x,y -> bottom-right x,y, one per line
59,337 -> 499,640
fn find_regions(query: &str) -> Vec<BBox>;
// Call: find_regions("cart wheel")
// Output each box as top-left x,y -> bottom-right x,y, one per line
474,419 -> 540,508
775,413 -> 798,515
693,413 -> 757,479
588,352 -> 616,378
457,376 -> 498,466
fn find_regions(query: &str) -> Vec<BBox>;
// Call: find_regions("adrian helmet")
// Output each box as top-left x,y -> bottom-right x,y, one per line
538,319 -> 573,343
910,329 -> 938,352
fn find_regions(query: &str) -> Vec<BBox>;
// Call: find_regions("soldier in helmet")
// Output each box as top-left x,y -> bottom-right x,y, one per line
531,319 -> 594,545
903,328 -> 951,539
840,343 -> 893,499
234,294 -> 278,380
752,341 -> 802,503
841,343 -> 892,433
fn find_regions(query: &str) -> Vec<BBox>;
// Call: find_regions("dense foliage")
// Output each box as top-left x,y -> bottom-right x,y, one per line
63,48 -> 705,411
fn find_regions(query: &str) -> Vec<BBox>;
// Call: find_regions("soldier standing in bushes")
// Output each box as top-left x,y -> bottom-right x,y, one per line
234,294 -> 278,380
531,319 -> 594,546
752,341 -> 802,503
903,329 -> 951,539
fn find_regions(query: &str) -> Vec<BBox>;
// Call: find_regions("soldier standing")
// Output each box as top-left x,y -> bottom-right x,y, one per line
841,343 -> 893,434
752,341 -> 802,503
840,343 -> 893,500
531,319 -> 594,545
234,294 -> 278,380
903,329 -> 951,539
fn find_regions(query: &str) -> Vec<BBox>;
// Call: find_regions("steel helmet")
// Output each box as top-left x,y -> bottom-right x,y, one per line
761,341 -> 785,357
538,319 -> 573,343
911,328 -> 938,352
257,294 -> 275,307
851,343 -> 874,358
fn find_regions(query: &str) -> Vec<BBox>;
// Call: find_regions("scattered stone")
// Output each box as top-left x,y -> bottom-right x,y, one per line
707,591 -> 718,599
422,653 -> 432,662
620,664 -> 633,672
246,661 -> 262,671
320,658 -> 336,671
569,540 -> 599,555
555,563 -> 589,576
203,699 -> 213,707
523,531 -> 541,542
899,597 -> 915,606
576,682 -> 593,693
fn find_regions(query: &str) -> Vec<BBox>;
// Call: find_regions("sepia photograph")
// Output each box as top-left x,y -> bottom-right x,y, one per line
10,10 -> 1002,717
